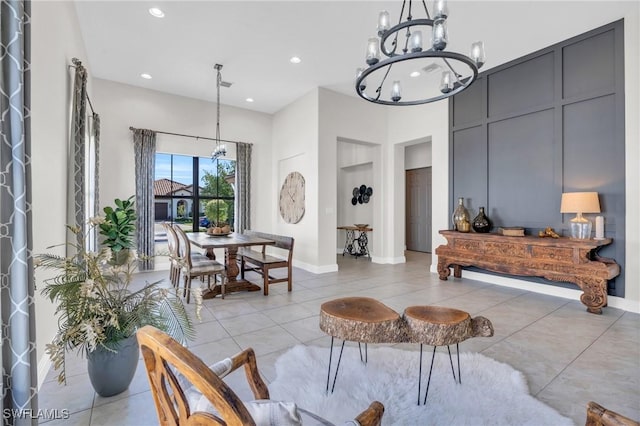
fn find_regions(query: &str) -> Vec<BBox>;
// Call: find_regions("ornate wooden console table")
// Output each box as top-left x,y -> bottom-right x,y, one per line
435,230 -> 620,314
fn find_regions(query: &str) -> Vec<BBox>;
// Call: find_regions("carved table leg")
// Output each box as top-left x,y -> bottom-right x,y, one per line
203,247 -> 261,299
205,248 -> 216,260
453,265 -> 462,279
577,277 -> 608,315
437,259 -> 451,281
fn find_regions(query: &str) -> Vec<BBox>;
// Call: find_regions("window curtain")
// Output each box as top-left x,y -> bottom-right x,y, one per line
132,128 -> 156,270
90,113 -> 100,251
0,1 -> 38,424
235,143 -> 252,233
69,58 -> 87,250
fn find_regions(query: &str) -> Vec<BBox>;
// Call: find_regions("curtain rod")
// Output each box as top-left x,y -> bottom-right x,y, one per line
128,127 -> 252,146
69,58 -> 96,116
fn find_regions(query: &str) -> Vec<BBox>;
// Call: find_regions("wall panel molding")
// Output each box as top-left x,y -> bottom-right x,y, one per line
449,19 -> 626,296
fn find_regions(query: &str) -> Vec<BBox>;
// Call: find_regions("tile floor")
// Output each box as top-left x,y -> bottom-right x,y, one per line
39,251 -> 640,425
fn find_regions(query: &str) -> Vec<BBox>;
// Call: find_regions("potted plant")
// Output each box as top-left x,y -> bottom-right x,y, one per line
36,220 -> 201,397
99,196 -> 136,264
205,199 -> 231,234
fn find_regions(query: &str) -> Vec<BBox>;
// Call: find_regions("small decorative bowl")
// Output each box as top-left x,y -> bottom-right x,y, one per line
354,224 -> 369,228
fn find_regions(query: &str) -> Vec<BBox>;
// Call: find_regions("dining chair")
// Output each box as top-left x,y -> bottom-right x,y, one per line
173,225 -> 226,304
165,223 -> 212,288
137,325 -> 384,426
163,223 -> 181,288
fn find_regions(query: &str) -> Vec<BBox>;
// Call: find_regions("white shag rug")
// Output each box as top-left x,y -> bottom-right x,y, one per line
268,345 -> 574,426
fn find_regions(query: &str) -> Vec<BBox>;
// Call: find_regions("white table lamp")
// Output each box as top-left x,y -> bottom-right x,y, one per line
560,192 -> 600,239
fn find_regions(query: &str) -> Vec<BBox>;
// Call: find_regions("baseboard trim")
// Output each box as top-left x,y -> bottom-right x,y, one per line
428,265 -> 640,314
607,296 -> 640,313
371,256 -> 406,264
293,259 -> 338,274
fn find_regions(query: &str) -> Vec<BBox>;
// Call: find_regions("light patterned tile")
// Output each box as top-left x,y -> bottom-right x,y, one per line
262,304 -> 317,324
39,408 -> 92,425
280,315 -> 325,342
232,325 -> 300,355
90,391 -> 157,426
189,337 -> 243,365
211,300 -> 260,319
190,319 -> 232,347
219,312 -> 277,336
35,252 -> 640,426
39,372 -> 95,415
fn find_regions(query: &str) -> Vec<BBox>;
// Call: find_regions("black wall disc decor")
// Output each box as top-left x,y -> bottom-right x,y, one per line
351,185 -> 373,205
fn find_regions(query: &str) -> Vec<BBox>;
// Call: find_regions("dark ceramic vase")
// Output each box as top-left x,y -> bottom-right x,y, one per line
87,335 -> 139,397
472,207 -> 491,233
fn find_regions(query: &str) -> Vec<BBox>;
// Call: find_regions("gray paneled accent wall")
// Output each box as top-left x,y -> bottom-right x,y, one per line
449,20 -> 626,296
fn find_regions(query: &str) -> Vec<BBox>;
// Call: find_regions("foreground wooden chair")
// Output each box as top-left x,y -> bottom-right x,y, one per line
586,401 -> 639,426
137,325 -> 384,426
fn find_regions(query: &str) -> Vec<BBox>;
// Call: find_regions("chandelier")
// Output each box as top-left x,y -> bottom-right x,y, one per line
211,63 -> 227,160
355,0 -> 485,106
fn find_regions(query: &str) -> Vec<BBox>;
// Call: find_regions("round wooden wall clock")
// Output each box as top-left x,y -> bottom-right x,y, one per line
279,171 -> 305,224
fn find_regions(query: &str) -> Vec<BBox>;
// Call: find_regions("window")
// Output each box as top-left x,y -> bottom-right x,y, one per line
154,153 -> 235,240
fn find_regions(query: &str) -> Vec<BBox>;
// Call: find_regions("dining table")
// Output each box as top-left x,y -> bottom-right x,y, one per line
187,232 -> 275,299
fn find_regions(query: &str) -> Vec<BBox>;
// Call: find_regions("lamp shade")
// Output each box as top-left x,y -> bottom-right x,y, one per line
560,192 -> 600,213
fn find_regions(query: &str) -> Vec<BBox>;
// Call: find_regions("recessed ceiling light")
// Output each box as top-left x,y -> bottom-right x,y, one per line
246,98 -> 254,103
148,7 -> 165,18
410,71 -> 421,77
140,73 -> 152,79
289,56 -> 302,64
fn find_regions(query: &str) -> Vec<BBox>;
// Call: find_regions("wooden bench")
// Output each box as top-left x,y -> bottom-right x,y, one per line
238,230 -> 294,296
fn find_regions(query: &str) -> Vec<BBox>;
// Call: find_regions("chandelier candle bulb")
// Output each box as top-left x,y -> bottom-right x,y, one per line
409,30 -> 423,52
471,41 -> 486,67
366,37 -> 381,65
440,71 -> 453,93
433,0 -> 449,19
377,10 -> 390,34
432,19 -> 448,51
391,81 -> 402,102
595,216 -> 605,240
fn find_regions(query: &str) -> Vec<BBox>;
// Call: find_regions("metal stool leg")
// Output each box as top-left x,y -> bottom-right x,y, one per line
325,336 -> 334,393
358,342 -> 368,364
456,343 -> 461,384
447,345 -> 457,382
422,346 -> 437,405
330,340 -> 346,393
417,344 -> 424,405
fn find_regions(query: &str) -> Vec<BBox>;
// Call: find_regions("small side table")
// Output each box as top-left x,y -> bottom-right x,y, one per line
403,306 -> 494,405
319,297 -> 405,393
337,226 -> 373,259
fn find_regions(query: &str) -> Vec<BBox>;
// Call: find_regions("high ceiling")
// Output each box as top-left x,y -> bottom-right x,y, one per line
74,1 -> 633,114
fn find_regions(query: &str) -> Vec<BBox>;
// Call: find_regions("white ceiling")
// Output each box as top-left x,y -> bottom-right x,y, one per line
74,1 -> 635,114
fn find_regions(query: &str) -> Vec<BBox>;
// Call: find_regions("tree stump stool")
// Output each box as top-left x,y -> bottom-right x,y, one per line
320,297 -> 406,393
403,306 -> 494,405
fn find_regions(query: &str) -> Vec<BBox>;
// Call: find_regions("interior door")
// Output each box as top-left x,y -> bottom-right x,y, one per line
406,167 -> 432,252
